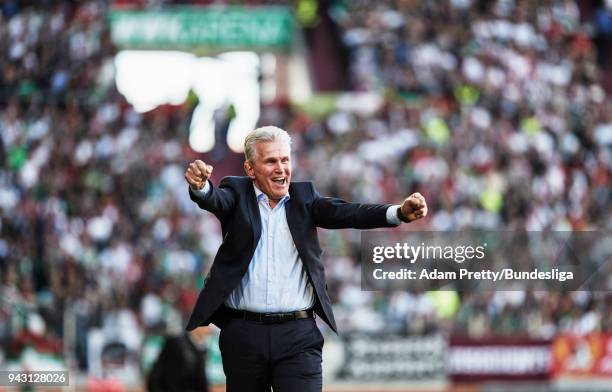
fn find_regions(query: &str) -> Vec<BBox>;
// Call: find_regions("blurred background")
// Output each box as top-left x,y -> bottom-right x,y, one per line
0,0 -> 611,391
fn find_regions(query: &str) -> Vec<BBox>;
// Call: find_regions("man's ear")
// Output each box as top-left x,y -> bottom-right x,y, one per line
244,160 -> 255,179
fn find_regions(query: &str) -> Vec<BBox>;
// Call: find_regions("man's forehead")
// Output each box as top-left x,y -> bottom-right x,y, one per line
255,140 -> 291,157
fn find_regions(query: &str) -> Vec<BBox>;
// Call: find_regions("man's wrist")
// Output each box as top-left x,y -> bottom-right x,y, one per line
191,180 -> 211,197
396,207 -> 411,223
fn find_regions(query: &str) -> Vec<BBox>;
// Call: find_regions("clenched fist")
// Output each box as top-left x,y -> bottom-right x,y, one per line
185,160 -> 213,191
399,192 -> 428,222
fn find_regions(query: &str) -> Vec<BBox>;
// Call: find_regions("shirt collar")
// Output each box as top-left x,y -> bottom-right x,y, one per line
253,183 -> 290,205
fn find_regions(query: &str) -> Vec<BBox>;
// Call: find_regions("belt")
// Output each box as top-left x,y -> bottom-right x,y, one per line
223,306 -> 314,324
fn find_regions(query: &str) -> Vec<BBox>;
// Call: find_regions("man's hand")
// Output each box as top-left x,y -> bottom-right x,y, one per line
185,160 -> 213,190
399,192 -> 428,222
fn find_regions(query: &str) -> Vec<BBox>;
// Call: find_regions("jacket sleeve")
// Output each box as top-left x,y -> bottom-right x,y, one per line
188,177 -> 237,219
310,183 -> 396,229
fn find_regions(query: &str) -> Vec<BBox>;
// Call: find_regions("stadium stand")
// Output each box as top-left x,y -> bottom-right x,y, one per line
0,0 -> 610,390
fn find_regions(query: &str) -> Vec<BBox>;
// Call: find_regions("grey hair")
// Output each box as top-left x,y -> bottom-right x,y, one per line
244,126 -> 292,162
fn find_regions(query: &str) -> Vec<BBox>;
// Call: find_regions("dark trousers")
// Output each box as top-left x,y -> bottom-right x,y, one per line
219,317 -> 324,392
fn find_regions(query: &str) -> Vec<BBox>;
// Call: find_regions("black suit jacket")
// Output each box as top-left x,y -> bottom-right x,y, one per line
185,176 -> 395,333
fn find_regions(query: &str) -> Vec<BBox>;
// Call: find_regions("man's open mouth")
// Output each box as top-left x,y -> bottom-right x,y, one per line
272,177 -> 286,185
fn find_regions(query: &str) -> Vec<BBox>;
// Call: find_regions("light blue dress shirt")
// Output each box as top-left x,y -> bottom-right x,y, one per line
193,181 -> 402,312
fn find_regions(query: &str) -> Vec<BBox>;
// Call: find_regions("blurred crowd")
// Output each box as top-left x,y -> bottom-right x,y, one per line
0,0 -> 216,377
0,0 -> 611,383
284,0 -> 612,336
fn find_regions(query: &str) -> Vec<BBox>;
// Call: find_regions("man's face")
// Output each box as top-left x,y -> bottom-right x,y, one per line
245,140 -> 291,201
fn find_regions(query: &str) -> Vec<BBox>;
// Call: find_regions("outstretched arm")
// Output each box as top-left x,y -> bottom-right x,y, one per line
184,160 -> 236,217
312,185 -> 428,230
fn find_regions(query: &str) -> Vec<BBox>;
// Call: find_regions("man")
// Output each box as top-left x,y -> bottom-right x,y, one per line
147,327 -> 210,392
184,126 -> 427,392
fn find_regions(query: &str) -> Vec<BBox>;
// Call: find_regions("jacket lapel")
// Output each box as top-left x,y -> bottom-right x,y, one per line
285,184 -> 301,251
246,183 -> 262,250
